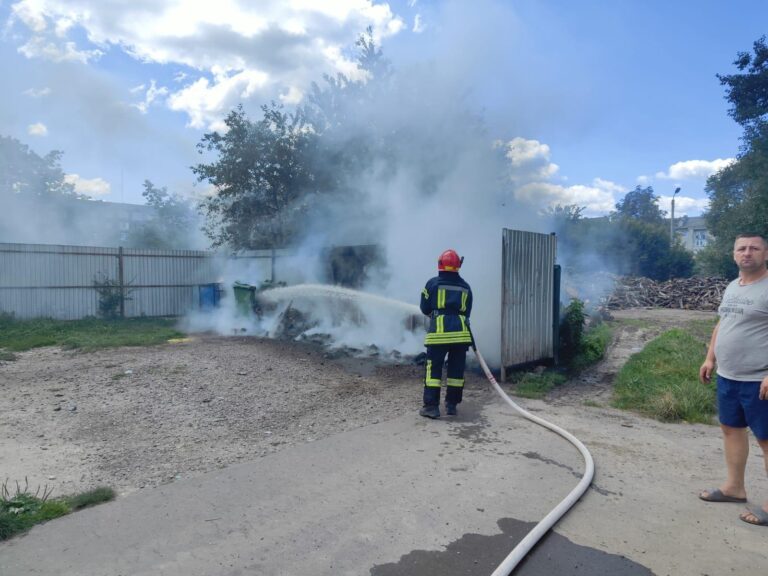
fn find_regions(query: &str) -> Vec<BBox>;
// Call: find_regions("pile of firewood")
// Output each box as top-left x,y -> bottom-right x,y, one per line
603,276 -> 730,311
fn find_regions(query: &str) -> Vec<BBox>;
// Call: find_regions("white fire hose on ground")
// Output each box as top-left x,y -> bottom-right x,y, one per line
471,339 -> 595,576
258,285 -> 593,573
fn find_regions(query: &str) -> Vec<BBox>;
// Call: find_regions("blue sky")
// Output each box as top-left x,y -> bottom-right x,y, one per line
1,0 -> 765,217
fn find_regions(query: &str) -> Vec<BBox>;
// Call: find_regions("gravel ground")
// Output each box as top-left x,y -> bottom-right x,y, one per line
0,308 -> 716,499
0,334 -> 490,497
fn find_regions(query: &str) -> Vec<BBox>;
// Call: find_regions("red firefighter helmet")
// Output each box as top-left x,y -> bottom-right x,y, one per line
437,249 -> 462,272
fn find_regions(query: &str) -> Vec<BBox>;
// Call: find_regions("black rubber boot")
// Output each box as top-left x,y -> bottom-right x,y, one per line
419,405 -> 441,419
445,386 -> 462,416
420,387 -> 441,419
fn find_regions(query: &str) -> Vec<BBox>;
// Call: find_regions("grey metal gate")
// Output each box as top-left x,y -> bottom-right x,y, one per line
500,229 -> 558,381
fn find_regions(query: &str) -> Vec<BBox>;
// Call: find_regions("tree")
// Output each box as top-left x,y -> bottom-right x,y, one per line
0,135 -> 79,199
717,36 -> 768,142
0,135 -> 92,244
194,29 -> 394,250
124,180 -> 199,249
612,185 -> 665,223
193,103 -> 316,249
605,186 -> 692,280
701,37 -> 768,276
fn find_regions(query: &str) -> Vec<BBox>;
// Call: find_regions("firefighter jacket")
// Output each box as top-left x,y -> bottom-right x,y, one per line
420,271 -> 473,346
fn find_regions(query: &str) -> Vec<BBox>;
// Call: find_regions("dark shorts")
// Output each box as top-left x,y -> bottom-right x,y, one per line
717,375 -> 768,440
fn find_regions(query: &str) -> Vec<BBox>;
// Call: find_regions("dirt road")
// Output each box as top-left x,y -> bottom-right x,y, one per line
4,308 -> 768,576
0,308 -> 717,497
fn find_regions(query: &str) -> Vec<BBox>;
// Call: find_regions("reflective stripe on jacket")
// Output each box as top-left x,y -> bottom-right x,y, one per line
420,271 -> 473,346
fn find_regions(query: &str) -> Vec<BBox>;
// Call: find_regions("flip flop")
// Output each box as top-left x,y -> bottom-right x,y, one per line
740,506 -> 768,527
699,488 -> 747,503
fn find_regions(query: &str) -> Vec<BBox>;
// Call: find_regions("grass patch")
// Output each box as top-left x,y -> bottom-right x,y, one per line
0,316 -> 185,352
0,349 -> 17,361
0,480 -> 115,541
609,317 -> 655,329
510,371 -> 568,399
65,487 -> 116,511
685,318 -> 719,343
612,328 -> 715,423
569,323 -> 612,373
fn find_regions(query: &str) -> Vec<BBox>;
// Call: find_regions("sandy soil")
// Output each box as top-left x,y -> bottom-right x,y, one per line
0,308 -> 717,499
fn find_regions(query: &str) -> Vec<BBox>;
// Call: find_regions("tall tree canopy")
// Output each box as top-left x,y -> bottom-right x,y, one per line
193,29 -> 390,250
551,188 -> 693,281
124,180 -> 199,249
612,185 -> 666,223
193,103 -> 316,249
0,136 -> 78,199
701,36 -> 768,277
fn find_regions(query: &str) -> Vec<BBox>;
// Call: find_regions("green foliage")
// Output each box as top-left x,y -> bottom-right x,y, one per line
559,299 -> 586,364
559,300 -> 613,373
93,273 -> 134,319
0,479 -> 63,540
193,102 -> 317,249
0,479 -> 114,541
569,323 -> 612,373
0,135 -> 80,199
554,187 -> 694,280
510,371 -> 568,399
193,29 -> 494,251
717,36 -> 768,139
0,316 -> 184,352
0,350 -> 16,361
613,185 -> 666,223
702,37 -> 768,277
65,487 -> 116,511
123,180 -> 199,249
613,328 -> 715,423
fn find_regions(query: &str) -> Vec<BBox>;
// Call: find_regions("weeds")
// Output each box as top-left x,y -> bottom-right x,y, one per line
0,478 -> 115,541
0,349 -> 17,362
510,371 -> 568,399
93,273 -> 134,319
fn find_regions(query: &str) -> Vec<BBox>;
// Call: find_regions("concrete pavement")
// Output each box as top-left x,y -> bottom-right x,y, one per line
1,395 -> 765,575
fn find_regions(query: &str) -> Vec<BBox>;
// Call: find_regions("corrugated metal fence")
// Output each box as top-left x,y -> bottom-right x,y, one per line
500,229 -> 558,381
0,243 -> 285,320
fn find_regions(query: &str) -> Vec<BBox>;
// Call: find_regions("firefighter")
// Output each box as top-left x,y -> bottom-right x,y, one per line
419,249 -> 473,418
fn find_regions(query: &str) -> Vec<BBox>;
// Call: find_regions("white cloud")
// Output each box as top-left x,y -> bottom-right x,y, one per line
23,87 -> 51,98
514,179 -> 623,216
132,80 -> 169,114
7,1 -> 405,129
64,174 -> 111,197
279,85 -> 304,105
413,14 -> 425,33
636,174 -> 651,185
18,35 -> 103,63
27,122 -> 47,136
501,137 -> 560,183
10,0 -> 47,33
658,194 -> 709,216
168,69 -> 270,129
655,158 -> 736,180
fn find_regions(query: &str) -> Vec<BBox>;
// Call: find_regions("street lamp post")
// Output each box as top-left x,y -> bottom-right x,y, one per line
670,187 -> 681,245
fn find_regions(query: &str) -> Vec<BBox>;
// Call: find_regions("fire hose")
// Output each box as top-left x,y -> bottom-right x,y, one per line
470,338 -> 595,575
259,285 -> 593,572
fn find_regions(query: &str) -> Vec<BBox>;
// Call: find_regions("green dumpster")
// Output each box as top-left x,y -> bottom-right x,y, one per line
233,281 -> 257,316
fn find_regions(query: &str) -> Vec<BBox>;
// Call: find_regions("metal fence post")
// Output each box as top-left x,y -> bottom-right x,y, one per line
118,246 -> 125,318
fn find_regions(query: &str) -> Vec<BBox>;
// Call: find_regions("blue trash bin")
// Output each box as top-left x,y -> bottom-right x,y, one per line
198,283 -> 220,311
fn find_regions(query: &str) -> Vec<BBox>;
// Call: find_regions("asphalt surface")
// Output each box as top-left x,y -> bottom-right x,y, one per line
1,394 -> 766,576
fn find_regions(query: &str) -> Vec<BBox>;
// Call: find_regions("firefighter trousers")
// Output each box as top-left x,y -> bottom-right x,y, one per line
423,344 -> 468,407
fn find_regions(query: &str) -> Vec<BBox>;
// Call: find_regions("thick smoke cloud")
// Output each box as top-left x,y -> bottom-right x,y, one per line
284,59 -> 550,366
